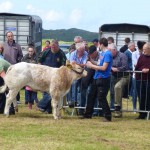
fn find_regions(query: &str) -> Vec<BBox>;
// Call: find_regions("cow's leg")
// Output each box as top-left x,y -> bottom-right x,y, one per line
56,97 -> 63,118
13,94 -> 18,112
4,89 -> 19,116
51,98 -> 61,119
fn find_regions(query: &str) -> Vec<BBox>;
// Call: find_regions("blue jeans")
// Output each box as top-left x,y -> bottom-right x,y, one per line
66,86 -> 72,102
78,82 -> 88,115
71,79 -> 81,103
38,92 -> 52,113
25,89 -> 38,104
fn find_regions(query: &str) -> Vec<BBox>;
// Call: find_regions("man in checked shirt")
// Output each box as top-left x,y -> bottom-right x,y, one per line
108,43 -> 129,118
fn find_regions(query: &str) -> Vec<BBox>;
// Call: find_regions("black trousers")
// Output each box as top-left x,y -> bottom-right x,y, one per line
136,80 -> 150,118
0,77 -> 15,114
85,77 -> 111,119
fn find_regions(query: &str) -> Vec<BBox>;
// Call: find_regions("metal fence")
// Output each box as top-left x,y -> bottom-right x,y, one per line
62,70 -> 150,120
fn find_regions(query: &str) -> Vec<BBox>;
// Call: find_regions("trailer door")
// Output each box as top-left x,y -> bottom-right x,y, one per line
0,15 -> 31,55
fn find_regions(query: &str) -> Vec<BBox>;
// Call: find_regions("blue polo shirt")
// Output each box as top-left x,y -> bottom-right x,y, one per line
70,50 -> 88,64
94,50 -> 112,79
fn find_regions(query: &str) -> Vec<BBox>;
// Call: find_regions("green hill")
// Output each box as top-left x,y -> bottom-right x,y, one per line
42,28 -> 99,42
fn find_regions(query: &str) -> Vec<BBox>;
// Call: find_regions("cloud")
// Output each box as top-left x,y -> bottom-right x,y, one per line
26,4 -> 35,12
69,9 -> 82,25
44,10 -> 64,22
0,1 -> 13,12
26,4 -> 41,14
25,5 -> 83,30
26,4 -> 64,23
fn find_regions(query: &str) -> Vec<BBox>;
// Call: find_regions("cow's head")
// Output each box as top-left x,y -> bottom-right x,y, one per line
66,60 -> 87,79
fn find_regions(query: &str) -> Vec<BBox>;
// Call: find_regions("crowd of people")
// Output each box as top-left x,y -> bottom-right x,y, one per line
0,32 -> 150,121
64,36 -> 150,121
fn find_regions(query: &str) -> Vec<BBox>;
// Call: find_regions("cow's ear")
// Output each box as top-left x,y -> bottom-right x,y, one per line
66,60 -> 70,65
66,64 -> 73,69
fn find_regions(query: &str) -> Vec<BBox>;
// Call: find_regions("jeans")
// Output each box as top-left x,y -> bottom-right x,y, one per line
136,80 -> 150,118
25,89 -> 38,104
38,92 -> 52,113
71,79 -> 81,103
78,81 -> 88,115
66,87 -> 72,102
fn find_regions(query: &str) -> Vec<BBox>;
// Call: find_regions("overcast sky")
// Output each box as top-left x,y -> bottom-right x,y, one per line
0,0 -> 150,32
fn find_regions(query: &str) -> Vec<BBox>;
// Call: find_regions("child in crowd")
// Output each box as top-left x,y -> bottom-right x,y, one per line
22,45 -> 38,109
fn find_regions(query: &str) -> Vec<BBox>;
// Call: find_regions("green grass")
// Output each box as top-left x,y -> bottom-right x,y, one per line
0,90 -> 149,150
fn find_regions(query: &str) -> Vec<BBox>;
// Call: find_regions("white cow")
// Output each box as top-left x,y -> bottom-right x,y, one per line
0,61 -> 87,119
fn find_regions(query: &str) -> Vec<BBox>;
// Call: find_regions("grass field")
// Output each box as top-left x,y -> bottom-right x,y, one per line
0,90 -> 149,150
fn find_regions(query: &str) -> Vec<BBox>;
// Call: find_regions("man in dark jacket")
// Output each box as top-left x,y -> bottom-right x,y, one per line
37,40 -> 67,114
3,31 -> 23,64
3,31 -> 23,104
80,45 -> 101,118
120,37 -> 130,53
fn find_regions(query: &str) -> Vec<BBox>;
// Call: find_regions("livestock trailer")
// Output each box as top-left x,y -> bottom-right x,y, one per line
0,13 -> 42,55
99,23 -> 150,50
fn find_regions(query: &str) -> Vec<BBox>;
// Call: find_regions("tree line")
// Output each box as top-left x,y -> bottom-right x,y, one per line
42,28 -> 99,42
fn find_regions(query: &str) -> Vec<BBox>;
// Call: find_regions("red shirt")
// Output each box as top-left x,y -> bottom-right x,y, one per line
135,54 -> 150,81
42,46 -> 51,51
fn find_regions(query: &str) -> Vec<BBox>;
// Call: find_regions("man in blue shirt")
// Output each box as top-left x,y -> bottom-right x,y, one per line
124,42 -> 135,70
83,38 -> 113,122
68,42 -> 88,115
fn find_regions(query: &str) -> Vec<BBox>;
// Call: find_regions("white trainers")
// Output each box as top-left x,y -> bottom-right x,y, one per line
133,109 -> 137,114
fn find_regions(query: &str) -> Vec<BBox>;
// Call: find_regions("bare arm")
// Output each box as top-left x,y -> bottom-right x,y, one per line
86,61 -> 109,71
90,58 -> 98,65
0,70 -> 6,78
142,68 -> 150,73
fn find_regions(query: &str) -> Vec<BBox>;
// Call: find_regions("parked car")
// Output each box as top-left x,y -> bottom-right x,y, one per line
59,44 -> 71,54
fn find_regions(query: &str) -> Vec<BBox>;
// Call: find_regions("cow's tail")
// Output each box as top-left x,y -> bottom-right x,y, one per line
0,83 -> 7,93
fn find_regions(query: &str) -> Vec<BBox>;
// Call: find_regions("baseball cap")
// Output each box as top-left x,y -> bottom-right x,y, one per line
88,45 -> 97,54
92,38 -> 98,43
